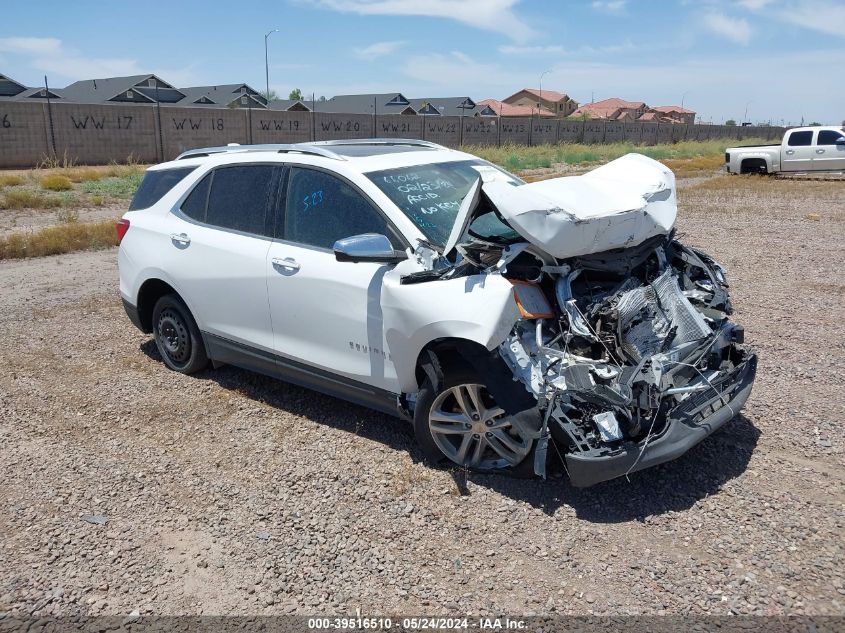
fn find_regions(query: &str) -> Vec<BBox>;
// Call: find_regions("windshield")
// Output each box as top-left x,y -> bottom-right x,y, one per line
366,159 -> 523,247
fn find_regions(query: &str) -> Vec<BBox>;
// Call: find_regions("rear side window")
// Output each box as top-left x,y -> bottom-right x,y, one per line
178,165 -> 276,237
787,131 -> 813,147
207,166 -> 275,235
817,130 -> 845,145
129,167 -> 195,211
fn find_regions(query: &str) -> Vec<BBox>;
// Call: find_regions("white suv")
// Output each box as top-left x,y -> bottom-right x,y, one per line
118,139 -> 756,487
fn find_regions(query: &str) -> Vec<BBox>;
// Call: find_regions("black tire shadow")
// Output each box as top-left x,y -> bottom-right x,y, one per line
140,340 -> 759,522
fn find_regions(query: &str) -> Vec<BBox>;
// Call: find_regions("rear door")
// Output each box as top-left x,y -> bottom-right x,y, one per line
164,164 -> 280,352
266,165 -> 408,398
813,129 -> 845,171
782,130 -> 814,171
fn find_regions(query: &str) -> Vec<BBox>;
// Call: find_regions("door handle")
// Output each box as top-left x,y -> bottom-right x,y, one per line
170,233 -> 191,246
816,149 -> 825,154
272,257 -> 301,271
785,150 -> 795,155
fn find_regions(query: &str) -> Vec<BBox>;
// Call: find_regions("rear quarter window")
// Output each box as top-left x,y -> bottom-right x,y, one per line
129,167 -> 196,211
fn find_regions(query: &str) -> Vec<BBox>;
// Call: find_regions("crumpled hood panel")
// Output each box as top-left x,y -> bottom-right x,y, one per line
484,153 -> 677,259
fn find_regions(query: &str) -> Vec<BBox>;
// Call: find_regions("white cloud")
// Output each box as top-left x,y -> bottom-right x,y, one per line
734,0 -> 845,38
498,44 -> 567,55
777,1 -> 845,37
0,37 -> 63,56
301,0 -> 535,42
353,40 -> 405,60
404,51 -> 525,92
591,0 -> 627,14
702,12 -> 752,44
736,0 -> 774,9
0,36 -> 197,86
499,40 -> 637,56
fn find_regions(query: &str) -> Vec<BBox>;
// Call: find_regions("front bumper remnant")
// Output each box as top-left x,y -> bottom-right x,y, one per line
564,353 -> 757,487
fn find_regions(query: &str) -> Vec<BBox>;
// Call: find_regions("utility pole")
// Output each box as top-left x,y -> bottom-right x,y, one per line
265,28 -> 279,100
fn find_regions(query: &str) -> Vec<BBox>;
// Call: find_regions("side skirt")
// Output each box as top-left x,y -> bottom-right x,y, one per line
203,332 -> 401,418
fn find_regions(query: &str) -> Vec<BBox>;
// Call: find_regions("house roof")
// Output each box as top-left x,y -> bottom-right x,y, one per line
652,105 -> 695,114
314,93 -> 415,114
268,99 -> 311,111
514,88 -> 571,103
478,99 -> 556,117
302,93 -> 480,116
571,97 -> 648,119
0,73 -> 27,97
179,83 -> 267,107
408,97 -> 477,116
60,74 -> 185,104
177,84 -> 267,108
11,87 -> 63,100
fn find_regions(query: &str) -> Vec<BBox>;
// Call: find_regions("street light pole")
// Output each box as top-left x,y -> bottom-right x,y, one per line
681,92 -> 689,109
744,100 -> 752,124
265,28 -> 279,100
538,69 -> 551,117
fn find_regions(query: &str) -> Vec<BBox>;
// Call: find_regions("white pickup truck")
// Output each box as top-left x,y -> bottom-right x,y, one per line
725,126 -> 845,174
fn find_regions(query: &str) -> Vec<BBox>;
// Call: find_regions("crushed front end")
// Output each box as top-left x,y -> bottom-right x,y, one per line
496,235 -> 757,486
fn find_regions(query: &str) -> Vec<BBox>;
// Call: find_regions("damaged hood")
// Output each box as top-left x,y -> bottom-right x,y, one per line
483,153 -> 677,259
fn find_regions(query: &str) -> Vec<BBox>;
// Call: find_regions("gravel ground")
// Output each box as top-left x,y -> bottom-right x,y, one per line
0,175 -> 843,618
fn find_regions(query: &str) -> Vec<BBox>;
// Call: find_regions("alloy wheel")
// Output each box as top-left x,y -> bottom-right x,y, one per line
428,383 -> 532,470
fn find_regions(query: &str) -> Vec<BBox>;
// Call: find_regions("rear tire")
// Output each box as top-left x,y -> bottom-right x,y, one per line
151,294 -> 209,374
414,366 -> 536,474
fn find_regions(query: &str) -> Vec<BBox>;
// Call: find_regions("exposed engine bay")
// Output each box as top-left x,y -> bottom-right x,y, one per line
499,234 -> 752,477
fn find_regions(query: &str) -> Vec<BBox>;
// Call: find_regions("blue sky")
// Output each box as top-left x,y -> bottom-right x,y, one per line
1,0 -> 843,124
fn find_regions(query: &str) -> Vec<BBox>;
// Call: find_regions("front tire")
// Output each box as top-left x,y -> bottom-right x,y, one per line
414,367 -> 534,472
151,294 -> 209,374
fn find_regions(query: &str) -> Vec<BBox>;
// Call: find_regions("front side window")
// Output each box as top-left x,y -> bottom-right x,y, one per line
366,160 -> 522,247
817,130 -> 845,145
787,130 -> 813,146
129,167 -> 196,211
284,167 -> 402,249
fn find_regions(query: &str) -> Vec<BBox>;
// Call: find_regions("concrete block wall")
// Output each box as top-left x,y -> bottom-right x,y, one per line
251,111 -> 311,144
0,100 -> 785,168
461,117 -> 498,146
376,115 -> 423,139
499,118 -> 531,144
161,107 -> 247,159
51,102 -> 159,164
0,101 -> 51,167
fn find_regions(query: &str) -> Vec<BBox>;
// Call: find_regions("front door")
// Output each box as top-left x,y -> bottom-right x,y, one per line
813,129 -> 845,171
782,129 -> 814,171
266,165 -> 408,398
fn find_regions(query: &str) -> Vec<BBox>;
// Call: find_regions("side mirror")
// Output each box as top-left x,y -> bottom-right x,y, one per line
333,233 -> 407,264
835,137 -> 845,145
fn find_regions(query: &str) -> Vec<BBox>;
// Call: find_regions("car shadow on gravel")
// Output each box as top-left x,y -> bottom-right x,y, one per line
140,340 -> 420,451
142,341 -> 760,523
473,414 -> 761,522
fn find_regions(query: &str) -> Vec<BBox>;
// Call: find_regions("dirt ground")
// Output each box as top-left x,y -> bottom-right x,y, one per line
0,174 -> 843,618
0,204 -> 123,237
